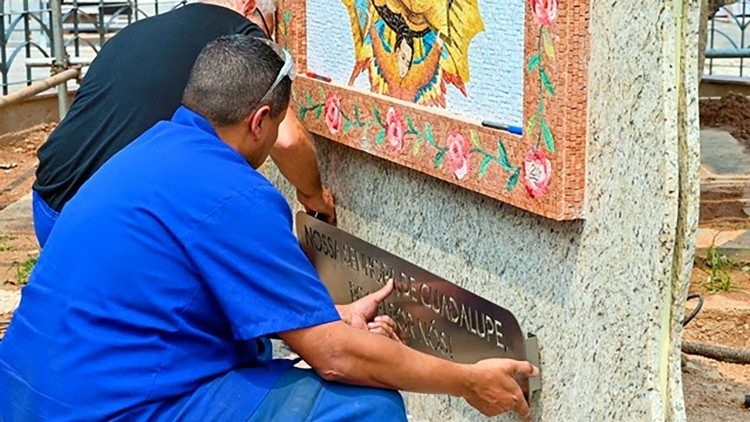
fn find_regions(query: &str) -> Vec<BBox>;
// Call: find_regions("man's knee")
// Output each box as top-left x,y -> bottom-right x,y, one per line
366,387 -> 406,418
324,384 -> 407,420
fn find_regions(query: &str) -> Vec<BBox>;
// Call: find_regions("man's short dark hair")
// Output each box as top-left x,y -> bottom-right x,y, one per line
183,35 -> 291,126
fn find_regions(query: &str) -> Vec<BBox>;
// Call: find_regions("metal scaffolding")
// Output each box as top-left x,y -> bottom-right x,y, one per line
707,1 -> 750,78
0,0 -> 188,115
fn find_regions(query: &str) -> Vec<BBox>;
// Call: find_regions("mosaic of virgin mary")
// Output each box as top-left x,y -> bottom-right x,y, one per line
342,0 -> 485,107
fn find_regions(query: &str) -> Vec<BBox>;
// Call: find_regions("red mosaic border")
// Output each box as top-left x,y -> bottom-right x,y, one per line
278,0 -> 589,221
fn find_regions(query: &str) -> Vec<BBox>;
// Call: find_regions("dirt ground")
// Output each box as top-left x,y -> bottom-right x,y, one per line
686,266 -> 750,349
689,94 -> 750,420
0,125 -> 50,328
700,93 -> 750,145
0,125 -> 749,419
682,354 -> 749,421
0,123 -> 54,210
683,264 -> 750,420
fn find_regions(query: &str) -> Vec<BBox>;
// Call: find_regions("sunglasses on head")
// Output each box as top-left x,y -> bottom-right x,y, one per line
247,38 -> 297,113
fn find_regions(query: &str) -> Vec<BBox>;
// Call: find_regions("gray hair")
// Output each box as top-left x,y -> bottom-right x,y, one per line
255,0 -> 277,15
182,35 -> 291,126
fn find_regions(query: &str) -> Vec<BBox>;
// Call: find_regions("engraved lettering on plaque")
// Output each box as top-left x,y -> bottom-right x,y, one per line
297,212 -> 541,396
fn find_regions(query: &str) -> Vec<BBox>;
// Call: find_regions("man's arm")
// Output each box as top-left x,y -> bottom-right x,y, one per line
279,320 -> 537,419
270,106 -> 336,224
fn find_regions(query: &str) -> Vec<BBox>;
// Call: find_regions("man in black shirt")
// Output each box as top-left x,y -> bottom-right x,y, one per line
32,0 -> 335,247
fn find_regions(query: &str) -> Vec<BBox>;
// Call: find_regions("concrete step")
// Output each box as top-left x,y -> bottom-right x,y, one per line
700,174 -> 750,224
699,128 -> 750,225
696,228 -> 750,262
0,193 -> 34,236
700,128 -> 750,176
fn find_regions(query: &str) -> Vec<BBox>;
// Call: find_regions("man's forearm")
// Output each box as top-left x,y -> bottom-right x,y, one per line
330,323 -> 470,396
281,321 -> 470,397
270,108 -> 323,198
280,320 -> 536,417
271,107 -> 336,224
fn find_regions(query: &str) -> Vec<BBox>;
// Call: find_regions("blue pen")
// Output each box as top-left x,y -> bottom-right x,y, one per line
481,120 -> 523,136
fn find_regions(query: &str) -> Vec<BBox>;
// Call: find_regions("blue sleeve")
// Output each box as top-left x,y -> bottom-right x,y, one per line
184,185 -> 340,340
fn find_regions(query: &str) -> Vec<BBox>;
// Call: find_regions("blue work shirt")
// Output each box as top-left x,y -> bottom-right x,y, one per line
0,106 -> 340,420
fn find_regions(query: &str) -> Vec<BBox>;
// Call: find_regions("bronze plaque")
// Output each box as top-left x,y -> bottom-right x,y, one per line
296,212 -> 541,394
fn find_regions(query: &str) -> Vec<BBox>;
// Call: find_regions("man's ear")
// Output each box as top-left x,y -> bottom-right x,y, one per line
249,105 -> 272,137
242,0 -> 257,18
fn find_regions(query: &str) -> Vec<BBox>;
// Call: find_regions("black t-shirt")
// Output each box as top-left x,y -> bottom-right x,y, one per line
34,3 -> 264,212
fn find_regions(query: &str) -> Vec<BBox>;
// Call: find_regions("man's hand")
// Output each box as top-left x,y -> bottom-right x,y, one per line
463,359 -> 538,420
297,188 -> 336,225
366,316 -> 399,342
337,280 -> 400,342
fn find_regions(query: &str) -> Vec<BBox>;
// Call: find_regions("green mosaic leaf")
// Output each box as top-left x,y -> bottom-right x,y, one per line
479,156 -> 492,179
343,119 -> 352,135
283,10 -> 292,23
506,168 -> 521,191
434,150 -> 446,168
541,120 -> 556,153
297,108 -> 307,121
542,30 -> 556,60
525,113 -> 539,137
373,107 -> 383,126
406,116 -> 417,133
527,53 -> 541,73
540,69 -> 555,96
314,105 -> 323,119
497,140 -> 513,171
305,91 -> 313,105
376,129 -> 386,145
424,123 -> 435,144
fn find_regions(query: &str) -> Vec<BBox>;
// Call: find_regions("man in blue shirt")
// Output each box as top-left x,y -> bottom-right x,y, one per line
0,36 -> 537,420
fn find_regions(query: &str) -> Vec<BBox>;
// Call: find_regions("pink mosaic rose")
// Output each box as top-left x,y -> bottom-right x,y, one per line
522,148 -> 552,198
385,107 -> 405,152
324,94 -> 342,134
447,133 -> 471,180
531,0 -> 558,26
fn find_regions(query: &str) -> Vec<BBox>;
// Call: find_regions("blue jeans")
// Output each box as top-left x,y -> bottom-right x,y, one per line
32,191 -> 59,248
